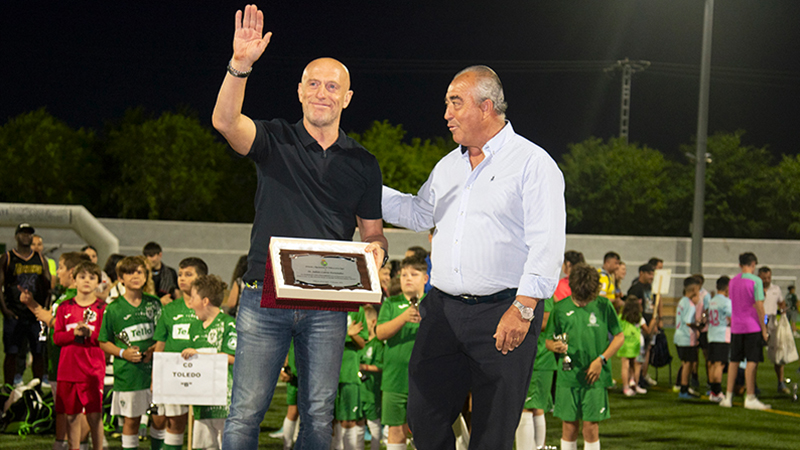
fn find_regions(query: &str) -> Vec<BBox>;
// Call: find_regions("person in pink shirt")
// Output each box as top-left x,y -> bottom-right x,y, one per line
553,251 -> 584,302
720,252 -> 770,410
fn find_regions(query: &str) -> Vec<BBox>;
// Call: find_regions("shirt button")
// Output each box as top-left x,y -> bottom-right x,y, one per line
454,268 -> 459,273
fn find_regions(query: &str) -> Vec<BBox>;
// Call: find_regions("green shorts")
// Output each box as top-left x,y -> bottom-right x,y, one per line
334,383 -> 362,421
286,382 -> 298,406
381,391 -> 408,426
553,384 -> 610,422
524,370 -> 554,411
361,397 -> 380,422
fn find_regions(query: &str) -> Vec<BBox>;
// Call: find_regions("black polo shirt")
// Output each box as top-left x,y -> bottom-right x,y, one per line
242,118 -> 382,282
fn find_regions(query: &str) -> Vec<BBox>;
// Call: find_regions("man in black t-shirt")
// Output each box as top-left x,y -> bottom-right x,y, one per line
142,241 -> 178,303
0,223 -> 51,388
212,6 -> 387,449
628,263 -> 657,387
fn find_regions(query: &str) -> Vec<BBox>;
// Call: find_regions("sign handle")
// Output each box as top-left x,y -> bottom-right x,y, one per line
187,406 -> 194,450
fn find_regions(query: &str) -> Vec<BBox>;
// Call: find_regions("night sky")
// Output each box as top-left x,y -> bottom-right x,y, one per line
3,1 -> 799,162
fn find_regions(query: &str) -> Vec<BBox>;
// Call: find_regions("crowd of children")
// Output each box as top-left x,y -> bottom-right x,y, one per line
10,237 -> 796,450
17,248 -> 236,450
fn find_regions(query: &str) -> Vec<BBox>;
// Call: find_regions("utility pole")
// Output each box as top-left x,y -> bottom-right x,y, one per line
604,58 -> 650,144
690,0 -> 715,275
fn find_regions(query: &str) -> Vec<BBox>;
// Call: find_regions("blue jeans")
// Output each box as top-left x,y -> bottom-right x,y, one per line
222,286 -> 347,449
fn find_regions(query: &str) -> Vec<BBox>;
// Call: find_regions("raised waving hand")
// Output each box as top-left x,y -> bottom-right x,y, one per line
231,4 -> 273,70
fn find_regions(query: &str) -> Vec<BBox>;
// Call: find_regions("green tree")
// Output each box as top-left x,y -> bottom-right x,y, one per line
350,120 -> 452,194
560,137 -> 683,235
695,131 -> 780,238
104,110 -> 235,221
775,153 -> 800,237
0,108 -> 99,206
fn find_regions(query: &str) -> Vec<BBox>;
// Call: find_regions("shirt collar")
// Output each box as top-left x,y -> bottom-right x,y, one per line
294,120 -> 348,151
459,121 -> 514,157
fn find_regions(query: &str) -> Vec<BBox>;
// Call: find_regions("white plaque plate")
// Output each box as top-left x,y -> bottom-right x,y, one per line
269,237 -> 382,304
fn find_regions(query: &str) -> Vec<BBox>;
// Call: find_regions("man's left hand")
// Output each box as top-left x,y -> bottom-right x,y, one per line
364,242 -> 385,269
493,301 -> 533,355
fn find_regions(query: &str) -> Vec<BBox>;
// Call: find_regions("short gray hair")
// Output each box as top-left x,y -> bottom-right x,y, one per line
454,65 -> 508,119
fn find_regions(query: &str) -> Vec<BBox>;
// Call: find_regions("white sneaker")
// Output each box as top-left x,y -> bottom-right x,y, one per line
634,385 -> 647,394
623,387 -> 636,397
744,396 -> 771,410
644,375 -> 657,386
719,396 -> 732,407
708,393 -> 723,403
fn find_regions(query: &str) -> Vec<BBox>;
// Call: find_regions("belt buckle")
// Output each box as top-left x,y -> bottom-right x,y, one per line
459,294 -> 477,304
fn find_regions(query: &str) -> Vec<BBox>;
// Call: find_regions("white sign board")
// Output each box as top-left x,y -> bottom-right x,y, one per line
152,352 -> 228,406
652,269 -> 672,295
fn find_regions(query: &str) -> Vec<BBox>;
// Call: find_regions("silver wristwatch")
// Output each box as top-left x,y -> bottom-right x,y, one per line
513,300 -> 535,321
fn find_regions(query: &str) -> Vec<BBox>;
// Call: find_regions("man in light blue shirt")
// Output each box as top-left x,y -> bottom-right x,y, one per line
381,65 -> 566,450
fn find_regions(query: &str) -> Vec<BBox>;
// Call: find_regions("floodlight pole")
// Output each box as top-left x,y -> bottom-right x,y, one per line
690,0 -> 714,275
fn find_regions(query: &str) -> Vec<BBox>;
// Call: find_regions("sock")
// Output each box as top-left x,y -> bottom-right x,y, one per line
121,434 -> 139,450
561,439 -> 578,450
343,425 -> 365,450
515,412 -> 534,450
367,420 -> 382,450
585,440 -> 600,450
150,427 -> 165,450
533,414 -> 547,449
331,423 -> 344,450
386,444 -> 406,450
710,382 -> 721,395
746,394 -> 758,402
283,417 -> 298,447
680,385 -> 688,394
724,392 -> 733,402
53,441 -> 68,450
164,431 -> 184,450
79,443 -> 88,450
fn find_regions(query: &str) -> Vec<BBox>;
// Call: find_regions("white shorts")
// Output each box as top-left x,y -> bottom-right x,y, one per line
156,403 -> 189,417
111,389 -> 151,418
193,418 -> 225,449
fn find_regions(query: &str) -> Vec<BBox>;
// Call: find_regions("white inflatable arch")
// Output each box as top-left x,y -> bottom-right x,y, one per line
0,203 -> 119,263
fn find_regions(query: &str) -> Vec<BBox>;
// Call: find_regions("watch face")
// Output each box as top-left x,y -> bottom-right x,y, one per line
522,308 -> 534,320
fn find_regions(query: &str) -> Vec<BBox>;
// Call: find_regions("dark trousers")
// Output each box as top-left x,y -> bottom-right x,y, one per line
408,288 -> 544,450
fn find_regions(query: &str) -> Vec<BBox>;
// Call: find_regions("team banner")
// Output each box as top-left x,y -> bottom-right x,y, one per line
152,352 -> 228,406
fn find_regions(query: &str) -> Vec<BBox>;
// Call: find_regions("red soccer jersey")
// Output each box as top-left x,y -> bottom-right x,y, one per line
53,298 -> 107,383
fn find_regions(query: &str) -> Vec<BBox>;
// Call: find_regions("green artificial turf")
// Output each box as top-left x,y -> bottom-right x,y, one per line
0,327 -> 798,449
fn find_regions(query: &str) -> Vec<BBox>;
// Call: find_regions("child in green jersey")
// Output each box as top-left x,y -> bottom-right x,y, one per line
359,305 -> 383,450
546,263 -> 624,450
182,275 -> 236,450
617,295 -> 657,396
19,251 -> 90,450
332,307 -> 368,450
153,257 -> 208,450
376,257 -> 427,450
515,296 -> 556,450
98,256 -> 163,450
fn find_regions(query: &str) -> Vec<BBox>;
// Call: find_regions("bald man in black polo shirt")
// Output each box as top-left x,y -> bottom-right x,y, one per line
212,5 -> 387,450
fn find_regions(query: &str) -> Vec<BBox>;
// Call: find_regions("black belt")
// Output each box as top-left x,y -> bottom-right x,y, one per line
435,287 -> 517,305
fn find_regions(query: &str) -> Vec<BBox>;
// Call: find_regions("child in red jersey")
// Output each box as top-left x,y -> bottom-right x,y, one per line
53,261 -> 107,450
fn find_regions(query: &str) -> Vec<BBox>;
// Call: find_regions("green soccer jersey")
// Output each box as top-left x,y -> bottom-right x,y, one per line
98,293 -> 162,392
153,297 -> 197,353
545,296 -> 622,388
189,312 -> 237,420
359,337 -> 384,407
48,288 -> 77,378
533,296 -> 557,371
340,307 -> 368,385
377,293 -> 423,394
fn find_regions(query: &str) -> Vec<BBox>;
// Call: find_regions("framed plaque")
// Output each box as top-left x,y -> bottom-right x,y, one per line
267,237 -> 382,307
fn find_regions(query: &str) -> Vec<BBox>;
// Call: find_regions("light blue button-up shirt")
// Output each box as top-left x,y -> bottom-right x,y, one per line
382,122 -> 566,299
